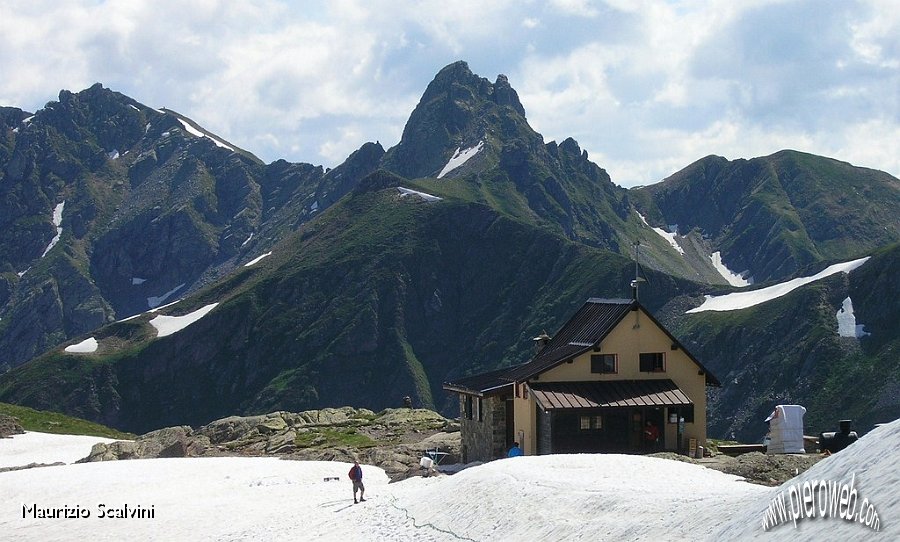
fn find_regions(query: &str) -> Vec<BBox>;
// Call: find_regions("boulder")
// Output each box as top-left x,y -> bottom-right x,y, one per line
257,414 -> 288,434
265,430 -> 297,454
0,414 -> 25,438
78,425 -> 213,462
200,415 -> 266,444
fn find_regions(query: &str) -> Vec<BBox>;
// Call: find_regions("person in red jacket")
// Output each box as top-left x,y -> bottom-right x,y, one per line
644,420 -> 660,450
349,460 -> 365,504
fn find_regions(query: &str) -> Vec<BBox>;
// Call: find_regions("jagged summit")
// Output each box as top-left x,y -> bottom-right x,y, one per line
418,61 -> 526,118
381,61 -> 528,179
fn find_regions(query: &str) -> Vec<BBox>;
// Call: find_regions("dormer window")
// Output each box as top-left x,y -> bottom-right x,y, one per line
640,352 -> 665,372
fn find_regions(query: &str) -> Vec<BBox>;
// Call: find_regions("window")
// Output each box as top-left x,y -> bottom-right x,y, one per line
669,405 -> 694,424
591,354 -> 617,374
464,396 -> 473,420
580,415 -> 603,430
639,352 -> 665,372
477,397 -> 484,422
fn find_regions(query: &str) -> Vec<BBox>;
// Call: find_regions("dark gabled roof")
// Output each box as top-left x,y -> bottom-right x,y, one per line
529,379 -> 694,410
504,297 -> 721,386
503,298 -> 635,382
443,366 -> 517,397
443,297 -> 720,397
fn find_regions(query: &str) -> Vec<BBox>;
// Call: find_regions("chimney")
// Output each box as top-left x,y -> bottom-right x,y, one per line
532,331 -> 551,352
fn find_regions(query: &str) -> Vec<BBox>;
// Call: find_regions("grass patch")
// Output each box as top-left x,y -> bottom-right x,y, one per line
0,402 -> 133,439
294,427 -> 378,449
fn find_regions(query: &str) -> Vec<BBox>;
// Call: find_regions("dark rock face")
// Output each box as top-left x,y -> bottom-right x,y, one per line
381,61 -> 629,252
0,85 -> 380,370
381,61 -> 500,179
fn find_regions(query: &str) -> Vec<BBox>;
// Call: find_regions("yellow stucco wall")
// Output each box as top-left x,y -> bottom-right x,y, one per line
512,306 -> 709,455
513,383 -> 537,454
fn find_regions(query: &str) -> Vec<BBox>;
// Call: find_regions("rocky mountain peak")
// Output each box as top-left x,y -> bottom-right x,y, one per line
381,61 -> 530,179
418,61 -> 526,120
419,61 -> 481,101
493,73 -> 526,117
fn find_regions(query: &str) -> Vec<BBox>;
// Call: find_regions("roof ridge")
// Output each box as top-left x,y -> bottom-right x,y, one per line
586,297 -> 633,304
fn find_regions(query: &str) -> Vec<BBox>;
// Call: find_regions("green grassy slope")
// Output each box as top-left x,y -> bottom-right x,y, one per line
0,401 -> 132,439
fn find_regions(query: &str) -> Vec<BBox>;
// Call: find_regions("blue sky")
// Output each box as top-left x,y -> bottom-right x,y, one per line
1,0 -> 897,187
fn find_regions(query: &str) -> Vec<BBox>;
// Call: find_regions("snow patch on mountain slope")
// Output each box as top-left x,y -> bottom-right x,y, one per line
437,141 -> 483,178
64,337 -> 98,353
175,118 -> 235,151
687,256 -> 870,313
636,211 -> 684,255
836,296 -> 870,338
397,187 -> 443,202
147,283 -> 185,309
710,251 -> 752,287
40,201 -> 65,258
149,303 -> 219,338
243,252 -> 272,267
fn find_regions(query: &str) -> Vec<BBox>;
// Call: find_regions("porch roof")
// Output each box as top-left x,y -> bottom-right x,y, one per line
529,379 -> 693,410
442,366 -> 517,397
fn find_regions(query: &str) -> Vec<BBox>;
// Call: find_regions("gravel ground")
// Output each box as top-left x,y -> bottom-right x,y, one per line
650,451 -> 826,486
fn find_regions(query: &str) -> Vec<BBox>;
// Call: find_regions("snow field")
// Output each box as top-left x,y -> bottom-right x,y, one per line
0,432 -> 116,469
3,420 -> 897,540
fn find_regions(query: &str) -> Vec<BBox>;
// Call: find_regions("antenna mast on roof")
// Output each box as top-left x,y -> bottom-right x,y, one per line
630,241 -> 647,301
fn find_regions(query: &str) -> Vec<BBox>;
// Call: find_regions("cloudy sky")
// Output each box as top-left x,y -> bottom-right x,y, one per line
1,0 -> 897,187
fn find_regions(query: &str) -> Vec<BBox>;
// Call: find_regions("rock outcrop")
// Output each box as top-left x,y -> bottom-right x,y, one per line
0,414 -> 24,438
78,407 -> 460,481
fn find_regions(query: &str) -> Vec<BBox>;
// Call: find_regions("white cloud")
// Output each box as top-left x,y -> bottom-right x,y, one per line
0,1 -> 896,184
550,0 -> 601,18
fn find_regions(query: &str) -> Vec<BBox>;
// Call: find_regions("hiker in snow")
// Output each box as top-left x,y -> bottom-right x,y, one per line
507,441 -> 523,457
349,460 -> 365,503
